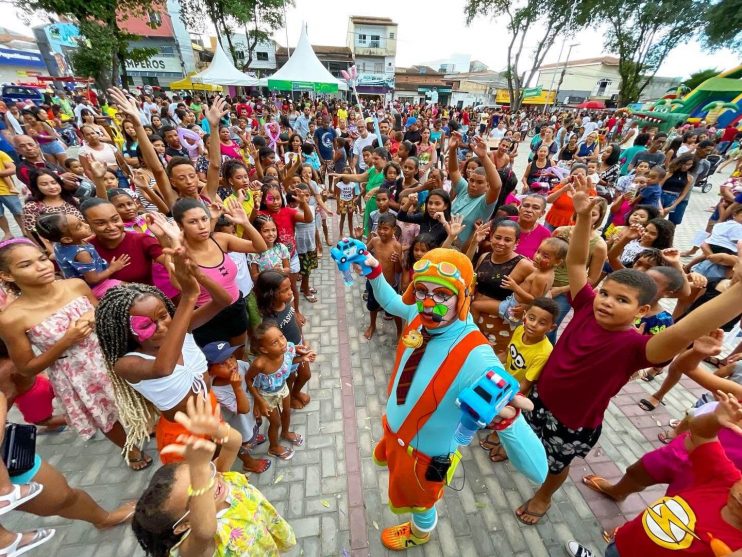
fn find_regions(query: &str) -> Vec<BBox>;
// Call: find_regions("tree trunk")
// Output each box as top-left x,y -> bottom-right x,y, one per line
220,18 -> 238,65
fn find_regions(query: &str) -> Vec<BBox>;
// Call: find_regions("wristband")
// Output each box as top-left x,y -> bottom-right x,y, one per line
187,476 -> 215,497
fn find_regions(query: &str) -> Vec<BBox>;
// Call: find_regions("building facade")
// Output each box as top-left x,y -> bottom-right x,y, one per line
223,36 -> 276,76
445,71 -> 507,108
346,16 -> 397,96
120,11 -> 187,88
537,56 -> 681,105
394,66 -> 452,105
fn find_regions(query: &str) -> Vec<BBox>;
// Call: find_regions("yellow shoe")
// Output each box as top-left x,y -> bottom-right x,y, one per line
380,522 -> 431,551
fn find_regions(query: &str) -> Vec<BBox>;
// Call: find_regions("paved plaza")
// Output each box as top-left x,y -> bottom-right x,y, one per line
2,154 -> 738,556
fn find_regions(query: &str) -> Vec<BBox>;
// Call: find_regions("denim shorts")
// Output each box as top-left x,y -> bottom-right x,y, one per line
0,194 -> 22,216
39,140 -> 66,156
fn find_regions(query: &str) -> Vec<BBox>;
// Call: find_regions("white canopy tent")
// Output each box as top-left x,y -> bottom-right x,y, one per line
266,25 -> 347,93
192,41 -> 260,87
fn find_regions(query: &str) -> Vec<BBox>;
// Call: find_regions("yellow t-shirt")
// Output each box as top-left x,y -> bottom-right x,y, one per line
0,151 -> 18,196
224,190 -> 255,238
337,108 -> 348,123
506,325 -> 553,384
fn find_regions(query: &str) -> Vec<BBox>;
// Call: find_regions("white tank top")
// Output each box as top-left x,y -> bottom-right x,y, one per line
125,334 -> 208,411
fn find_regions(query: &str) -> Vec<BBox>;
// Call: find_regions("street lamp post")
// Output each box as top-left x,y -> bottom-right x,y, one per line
553,43 -> 578,109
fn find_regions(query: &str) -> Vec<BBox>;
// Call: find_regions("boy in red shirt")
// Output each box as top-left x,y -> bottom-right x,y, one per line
516,174 -> 742,526
566,391 -> 742,557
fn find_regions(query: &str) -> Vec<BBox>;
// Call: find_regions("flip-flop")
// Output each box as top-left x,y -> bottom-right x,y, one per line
479,436 -> 500,451
243,459 -> 272,474
269,448 -> 295,461
284,434 -> 304,447
0,528 -> 55,556
582,475 -> 612,497
302,293 -> 318,303
638,398 -> 664,412
668,418 -> 681,428
126,452 -> 153,471
515,499 -> 548,526
308,288 -> 317,294
248,433 -> 267,448
489,446 -> 508,463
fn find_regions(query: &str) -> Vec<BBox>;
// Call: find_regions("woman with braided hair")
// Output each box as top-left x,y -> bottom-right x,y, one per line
0,238 -> 152,470
95,246 -> 242,468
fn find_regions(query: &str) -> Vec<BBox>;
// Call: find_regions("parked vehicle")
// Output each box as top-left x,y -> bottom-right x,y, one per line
1,84 -> 43,107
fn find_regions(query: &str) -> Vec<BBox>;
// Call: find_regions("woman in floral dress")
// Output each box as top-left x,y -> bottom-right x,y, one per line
0,239 -> 152,470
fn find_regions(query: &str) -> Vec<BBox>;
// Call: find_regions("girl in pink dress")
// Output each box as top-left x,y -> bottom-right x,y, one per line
0,239 -> 152,470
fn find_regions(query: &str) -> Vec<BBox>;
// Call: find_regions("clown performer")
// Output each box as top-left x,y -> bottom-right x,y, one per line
362,247 -> 548,550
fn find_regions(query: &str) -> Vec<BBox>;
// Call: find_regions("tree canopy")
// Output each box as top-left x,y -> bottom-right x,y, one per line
464,0 -> 593,111
703,0 -> 742,52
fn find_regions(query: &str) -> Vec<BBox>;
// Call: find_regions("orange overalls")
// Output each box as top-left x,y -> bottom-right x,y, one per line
373,316 -> 488,513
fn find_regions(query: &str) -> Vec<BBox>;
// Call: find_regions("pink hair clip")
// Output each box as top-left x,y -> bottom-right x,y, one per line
0,238 -> 34,250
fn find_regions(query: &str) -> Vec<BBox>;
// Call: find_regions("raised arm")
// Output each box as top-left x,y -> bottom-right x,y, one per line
204,97 -> 229,202
108,87 -> 177,209
565,177 -> 596,298
646,242 -> 742,364
447,132 -> 462,184
471,136 -> 502,205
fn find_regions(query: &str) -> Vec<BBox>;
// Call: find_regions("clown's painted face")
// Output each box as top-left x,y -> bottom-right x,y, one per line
413,280 -> 459,329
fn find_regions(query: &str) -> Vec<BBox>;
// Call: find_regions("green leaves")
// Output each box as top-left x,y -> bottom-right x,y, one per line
703,0 -> 742,52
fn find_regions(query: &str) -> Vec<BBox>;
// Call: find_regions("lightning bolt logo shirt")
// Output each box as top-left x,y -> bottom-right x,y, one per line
615,441 -> 742,555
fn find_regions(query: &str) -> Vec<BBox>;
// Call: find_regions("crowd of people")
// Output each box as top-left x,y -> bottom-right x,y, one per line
0,85 -> 739,556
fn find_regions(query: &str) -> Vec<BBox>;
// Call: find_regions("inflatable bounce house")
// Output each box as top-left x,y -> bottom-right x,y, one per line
629,65 -> 742,131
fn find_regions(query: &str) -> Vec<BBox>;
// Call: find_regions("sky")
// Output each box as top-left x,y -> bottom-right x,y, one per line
5,0 -> 739,81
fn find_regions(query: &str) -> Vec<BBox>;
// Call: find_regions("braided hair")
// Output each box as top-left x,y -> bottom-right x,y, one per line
95,283 -> 176,453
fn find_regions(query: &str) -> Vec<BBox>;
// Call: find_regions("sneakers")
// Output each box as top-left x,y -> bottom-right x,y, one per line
380,522 -> 431,551
565,541 -> 596,557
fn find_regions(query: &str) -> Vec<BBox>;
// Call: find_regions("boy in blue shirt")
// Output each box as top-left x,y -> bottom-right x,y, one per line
632,165 -> 664,210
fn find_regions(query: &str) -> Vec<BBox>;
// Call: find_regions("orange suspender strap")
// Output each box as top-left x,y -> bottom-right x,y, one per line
395,330 -> 488,448
386,315 -> 423,397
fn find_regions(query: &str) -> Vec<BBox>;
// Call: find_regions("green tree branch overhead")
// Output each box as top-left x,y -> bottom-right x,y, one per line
18,0 -> 165,86
703,0 -> 742,52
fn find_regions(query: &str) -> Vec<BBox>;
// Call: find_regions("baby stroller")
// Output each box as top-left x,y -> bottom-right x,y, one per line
694,154 -> 722,193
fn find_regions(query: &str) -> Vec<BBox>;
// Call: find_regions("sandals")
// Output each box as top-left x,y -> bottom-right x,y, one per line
243,458 -> 272,474
247,433 -> 267,449
269,447 -> 295,461
0,528 -> 55,556
515,498 -> 549,526
478,434 -> 500,451
0,483 -> 43,517
582,475 -> 612,498
704,356 -> 726,368
283,434 -> 304,447
302,293 -> 318,303
489,446 -> 508,463
638,398 -> 664,412
126,451 -> 153,472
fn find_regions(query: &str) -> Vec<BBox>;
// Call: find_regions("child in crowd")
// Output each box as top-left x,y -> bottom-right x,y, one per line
334,168 -> 360,238
254,270 -> 312,409
608,217 -> 675,269
604,201 -> 658,245
400,234 -> 435,294
480,297 -> 558,463
257,184 -> 313,324
396,189 -> 451,247
499,237 -> 567,327
63,157 -> 95,199
293,183 -> 319,303
35,213 -> 124,298
586,161 -> 600,186
514,174 -> 742,527
364,213 -> 402,340
203,341 -> 271,474
247,215 -> 291,279
245,321 -> 316,461
631,165 -> 665,210
367,188 -> 398,237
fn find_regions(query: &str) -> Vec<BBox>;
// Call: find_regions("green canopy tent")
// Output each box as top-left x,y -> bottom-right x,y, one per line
263,25 -> 347,94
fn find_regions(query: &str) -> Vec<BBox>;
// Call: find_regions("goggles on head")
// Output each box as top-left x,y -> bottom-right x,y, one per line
412,259 -> 461,282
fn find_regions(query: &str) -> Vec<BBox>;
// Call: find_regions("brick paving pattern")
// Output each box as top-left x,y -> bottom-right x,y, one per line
2,156 -> 737,556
